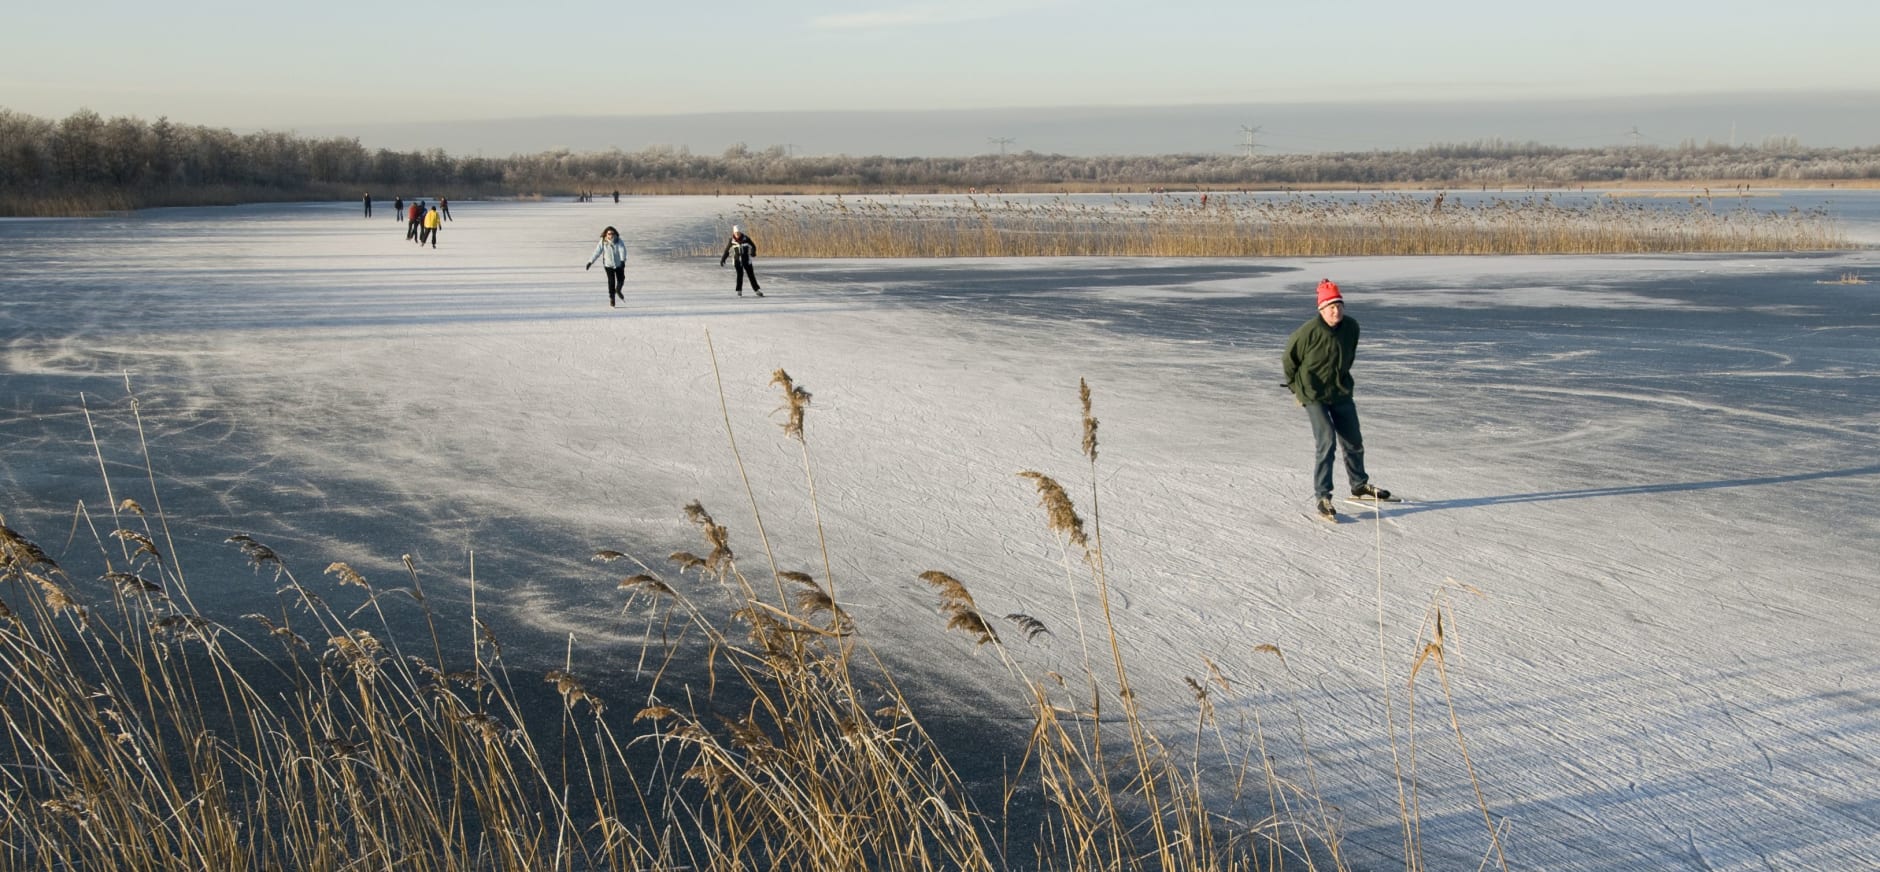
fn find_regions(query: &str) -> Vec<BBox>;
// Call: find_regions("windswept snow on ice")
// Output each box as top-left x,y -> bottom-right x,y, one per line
1,196 -> 1877,871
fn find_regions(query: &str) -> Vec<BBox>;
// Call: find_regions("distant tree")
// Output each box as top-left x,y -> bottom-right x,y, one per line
52,109 -> 106,185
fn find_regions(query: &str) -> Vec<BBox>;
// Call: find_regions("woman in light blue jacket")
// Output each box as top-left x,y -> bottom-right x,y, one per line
585,225 -> 629,308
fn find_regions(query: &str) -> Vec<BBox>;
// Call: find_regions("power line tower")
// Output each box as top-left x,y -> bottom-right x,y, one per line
1627,125 -> 1644,147
988,136 -> 1016,156
1239,124 -> 1265,157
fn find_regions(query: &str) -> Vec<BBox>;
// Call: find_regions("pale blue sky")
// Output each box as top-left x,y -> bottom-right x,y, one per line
5,0 -> 1876,130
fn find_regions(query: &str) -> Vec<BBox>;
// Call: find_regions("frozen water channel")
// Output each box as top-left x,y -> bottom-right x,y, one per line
2,195 -> 1877,870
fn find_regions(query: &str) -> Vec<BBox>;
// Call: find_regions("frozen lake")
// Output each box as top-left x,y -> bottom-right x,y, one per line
3,195 -> 1877,870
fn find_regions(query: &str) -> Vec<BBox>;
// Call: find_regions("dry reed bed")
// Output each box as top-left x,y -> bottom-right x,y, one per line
0,184 -> 371,218
711,193 -> 1849,257
0,377 -> 1501,871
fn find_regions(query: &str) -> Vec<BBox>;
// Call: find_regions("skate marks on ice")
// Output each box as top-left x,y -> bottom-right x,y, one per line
1372,465 -> 1880,517
5,202 -> 1880,872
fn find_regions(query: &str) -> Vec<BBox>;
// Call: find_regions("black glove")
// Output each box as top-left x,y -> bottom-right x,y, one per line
586,262 -> 593,270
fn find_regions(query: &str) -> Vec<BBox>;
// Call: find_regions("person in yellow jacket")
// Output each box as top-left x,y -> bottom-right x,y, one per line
422,205 -> 443,248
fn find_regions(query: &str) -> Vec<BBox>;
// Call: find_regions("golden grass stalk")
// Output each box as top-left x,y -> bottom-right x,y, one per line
1017,472 -> 1089,553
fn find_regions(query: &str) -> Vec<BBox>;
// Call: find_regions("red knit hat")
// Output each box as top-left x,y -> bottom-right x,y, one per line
1316,279 -> 1344,309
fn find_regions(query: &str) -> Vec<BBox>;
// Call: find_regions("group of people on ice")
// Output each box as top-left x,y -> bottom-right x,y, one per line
365,193 -> 450,248
366,193 -> 1385,517
584,224 -> 761,307
405,198 -> 449,247
586,217 -> 1386,518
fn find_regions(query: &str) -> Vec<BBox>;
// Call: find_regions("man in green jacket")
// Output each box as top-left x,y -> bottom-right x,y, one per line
1283,279 -> 1391,521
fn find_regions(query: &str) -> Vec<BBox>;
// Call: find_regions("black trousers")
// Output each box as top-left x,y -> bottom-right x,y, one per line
604,266 -> 625,301
733,258 -> 760,292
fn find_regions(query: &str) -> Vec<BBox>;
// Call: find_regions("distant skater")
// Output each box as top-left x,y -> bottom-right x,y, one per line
613,190 -> 620,203
719,225 -> 762,297
585,226 -> 628,307
364,192 -> 373,217
1282,279 -> 1392,521
423,205 -> 442,248
393,195 -> 403,219
440,197 -> 451,221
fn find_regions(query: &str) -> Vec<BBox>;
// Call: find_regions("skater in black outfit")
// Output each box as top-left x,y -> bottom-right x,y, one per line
393,196 -> 403,220
364,192 -> 372,217
586,226 -> 629,307
719,225 -> 762,296
1282,279 -> 1391,521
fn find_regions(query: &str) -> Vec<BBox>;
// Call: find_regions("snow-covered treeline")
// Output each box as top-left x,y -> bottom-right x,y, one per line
4,107 -> 1878,215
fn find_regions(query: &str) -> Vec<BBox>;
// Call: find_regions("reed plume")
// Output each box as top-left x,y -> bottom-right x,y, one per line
545,669 -> 605,714
324,561 -> 370,589
1079,378 -> 1098,463
770,368 -> 812,441
920,570 -> 999,645
619,573 -> 676,596
1004,612 -> 1052,642
1017,471 -> 1089,552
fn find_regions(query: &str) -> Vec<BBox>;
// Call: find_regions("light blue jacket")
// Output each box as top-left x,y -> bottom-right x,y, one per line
588,238 -> 627,268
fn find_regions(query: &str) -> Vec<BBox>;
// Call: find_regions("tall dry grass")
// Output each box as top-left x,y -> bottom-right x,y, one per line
0,183 -> 379,217
1,370 -> 1506,870
697,192 -> 1849,257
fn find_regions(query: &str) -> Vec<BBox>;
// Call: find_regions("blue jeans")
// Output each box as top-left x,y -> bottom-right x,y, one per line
1304,397 -> 1368,499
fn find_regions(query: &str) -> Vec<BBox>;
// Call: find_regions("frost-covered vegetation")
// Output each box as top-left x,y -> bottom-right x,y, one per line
3,107 -> 1878,215
712,193 -> 1848,257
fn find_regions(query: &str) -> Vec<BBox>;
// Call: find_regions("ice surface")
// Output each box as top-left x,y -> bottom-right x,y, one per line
2,195 -> 1877,870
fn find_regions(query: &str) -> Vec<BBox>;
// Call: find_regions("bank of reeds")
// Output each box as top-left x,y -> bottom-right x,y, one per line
0,375 -> 1503,870
704,192 -> 1849,257
0,183 -> 391,218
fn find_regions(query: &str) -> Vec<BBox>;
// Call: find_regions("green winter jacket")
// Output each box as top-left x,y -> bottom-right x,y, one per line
1282,315 -> 1360,405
